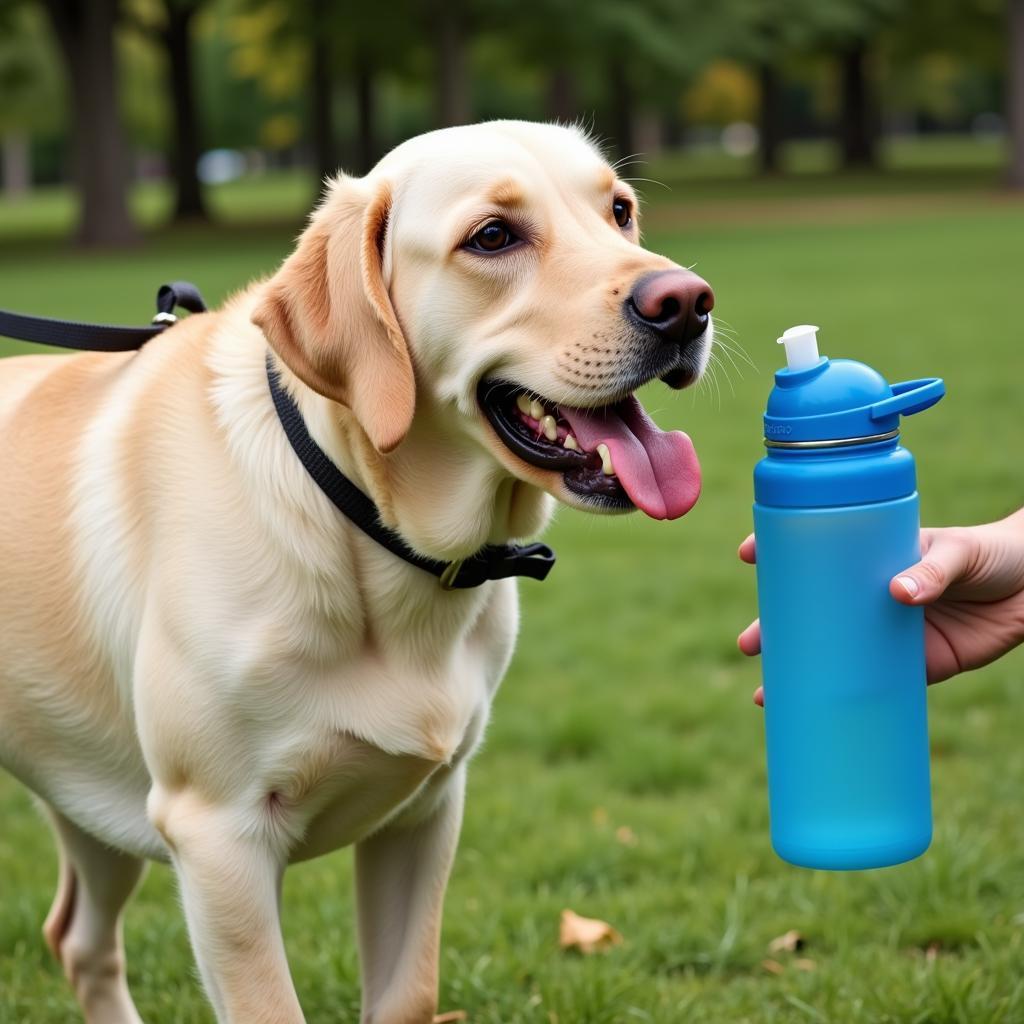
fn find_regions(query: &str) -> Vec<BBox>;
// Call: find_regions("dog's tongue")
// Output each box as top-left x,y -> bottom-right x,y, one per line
558,396 -> 701,520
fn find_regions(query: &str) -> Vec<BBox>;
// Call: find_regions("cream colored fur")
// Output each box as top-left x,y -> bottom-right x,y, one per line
0,120 -> 711,1023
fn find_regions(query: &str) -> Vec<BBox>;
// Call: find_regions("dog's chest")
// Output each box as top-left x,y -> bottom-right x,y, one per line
233,553 -> 518,760
233,581 -> 517,860
145,538 -> 519,860
260,661 -> 492,862
270,729 -> 441,861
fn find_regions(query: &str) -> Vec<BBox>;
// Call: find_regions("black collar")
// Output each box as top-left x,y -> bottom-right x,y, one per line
265,354 -> 556,590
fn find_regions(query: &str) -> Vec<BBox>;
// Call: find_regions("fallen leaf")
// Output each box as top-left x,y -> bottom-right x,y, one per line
559,909 -> 623,954
615,825 -> 638,847
768,929 -> 805,953
794,958 -> 817,972
761,958 -> 785,975
433,1012 -> 468,1023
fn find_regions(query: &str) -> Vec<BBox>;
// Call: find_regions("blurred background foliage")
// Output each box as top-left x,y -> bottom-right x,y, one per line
0,0 -> 1019,246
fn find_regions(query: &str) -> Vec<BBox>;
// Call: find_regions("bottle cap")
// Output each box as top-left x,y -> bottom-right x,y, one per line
777,324 -> 823,372
764,326 -> 944,445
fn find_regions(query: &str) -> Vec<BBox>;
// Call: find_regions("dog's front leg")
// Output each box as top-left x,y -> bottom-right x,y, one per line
355,764 -> 466,1024
150,790 -> 304,1024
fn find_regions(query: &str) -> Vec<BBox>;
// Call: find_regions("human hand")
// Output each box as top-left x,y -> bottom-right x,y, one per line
737,510 -> 1024,706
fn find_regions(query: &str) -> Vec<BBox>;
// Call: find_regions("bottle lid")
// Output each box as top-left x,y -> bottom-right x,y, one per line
777,324 -> 823,372
764,325 -> 944,445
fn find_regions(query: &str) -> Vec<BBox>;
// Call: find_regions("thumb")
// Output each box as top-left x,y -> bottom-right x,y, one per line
890,532 -> 971,605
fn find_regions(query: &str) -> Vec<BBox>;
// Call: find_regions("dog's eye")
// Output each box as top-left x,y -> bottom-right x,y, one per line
467,221 -> 518,253
613,198 -> 632,228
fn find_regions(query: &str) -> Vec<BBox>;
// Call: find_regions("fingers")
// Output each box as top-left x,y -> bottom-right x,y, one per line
738,534 -> 756,565
890,531 -> 972,606
738,535 -> 761,705
737,618 -> 761,656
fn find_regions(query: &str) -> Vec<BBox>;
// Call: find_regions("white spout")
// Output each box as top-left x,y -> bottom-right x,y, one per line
777,324 -> 821,372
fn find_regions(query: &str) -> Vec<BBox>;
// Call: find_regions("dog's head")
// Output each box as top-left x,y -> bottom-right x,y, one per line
253,121 -> 712,522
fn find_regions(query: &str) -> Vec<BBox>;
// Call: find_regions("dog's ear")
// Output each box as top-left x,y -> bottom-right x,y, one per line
251,176 -> 415,454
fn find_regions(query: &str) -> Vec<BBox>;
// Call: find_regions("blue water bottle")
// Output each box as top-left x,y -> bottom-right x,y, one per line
753,325 -> 945,870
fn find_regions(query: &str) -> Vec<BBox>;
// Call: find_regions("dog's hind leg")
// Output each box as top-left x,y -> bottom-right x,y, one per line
42,807 -> 147,1024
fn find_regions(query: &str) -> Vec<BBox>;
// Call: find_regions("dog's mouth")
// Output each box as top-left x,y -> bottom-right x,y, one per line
477,380 -> 701,520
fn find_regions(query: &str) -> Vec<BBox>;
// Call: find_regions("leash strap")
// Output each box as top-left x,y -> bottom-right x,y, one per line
0,281 -> 208,350
266,354 -> 556,589
0,283 -> 556,589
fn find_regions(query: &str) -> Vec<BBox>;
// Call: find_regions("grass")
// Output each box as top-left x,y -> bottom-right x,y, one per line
2,150 -> 1024,1022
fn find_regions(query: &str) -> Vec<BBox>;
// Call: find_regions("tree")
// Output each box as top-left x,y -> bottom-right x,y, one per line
308,0 -> 335,183
757,62 -> 784,173
716,0 -> 900,173
40,0 -> 139,246
229,1 -> 422,187
125,0 -> 210,221
433,0 -> 470,127
1008,0 -> 1023,188
491,0 -> 711,159
885,0 -> 1006,177
160,0 -> 208,220
0,2 -> 63,198
822,1 -> 899,170
709,0 -> 811,174
835,38 -> 878,167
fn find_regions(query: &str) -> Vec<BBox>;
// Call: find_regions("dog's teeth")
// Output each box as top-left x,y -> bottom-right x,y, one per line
529,399 -> 545,420
516,393 -> 532,416
540,415 -> 558,441
597,443 -> 615,476
563,434 -> 579,451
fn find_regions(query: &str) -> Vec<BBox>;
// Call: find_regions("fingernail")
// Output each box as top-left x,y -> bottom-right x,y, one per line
896,575 -> 919,597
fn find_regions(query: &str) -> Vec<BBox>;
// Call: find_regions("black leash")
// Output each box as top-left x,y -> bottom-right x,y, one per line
0,280 -> 208,351
0,284 -> 556,590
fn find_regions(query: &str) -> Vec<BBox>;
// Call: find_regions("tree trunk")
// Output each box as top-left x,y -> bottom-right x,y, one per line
837,39 -> 878,170
309,0 -> 335,188
434,2 -> 469,127
163,0 -> 207,221
546,67 -> 577,123
608,59 -> 635,160
2,134 -> 31,198
42,0 -> 138,246
1010,0 -> 1024,189
354,56 -> 376,175
662,104 -> 686,151
757,63 -> 783,175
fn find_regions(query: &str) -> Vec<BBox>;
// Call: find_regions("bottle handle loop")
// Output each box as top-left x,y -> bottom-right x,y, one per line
870,377 -> 945,422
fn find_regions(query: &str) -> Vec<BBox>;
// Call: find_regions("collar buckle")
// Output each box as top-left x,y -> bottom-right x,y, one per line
437,543 -> 556,590
438,559 -> 465,590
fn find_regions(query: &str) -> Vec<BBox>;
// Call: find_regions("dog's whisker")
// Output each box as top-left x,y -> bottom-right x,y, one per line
610,152 -> 647,172
709,349 -> 737,398
620,175 -> 670,192
715,337 -> 758,373
713,343 -> 746,382
713,337 -> 755,378
704,356 -> 721,407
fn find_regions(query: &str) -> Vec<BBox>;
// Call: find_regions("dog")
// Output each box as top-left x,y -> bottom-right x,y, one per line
0,120 -> 713,1023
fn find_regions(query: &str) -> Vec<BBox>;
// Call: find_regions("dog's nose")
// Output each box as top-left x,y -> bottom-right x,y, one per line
627,270 -> 715,347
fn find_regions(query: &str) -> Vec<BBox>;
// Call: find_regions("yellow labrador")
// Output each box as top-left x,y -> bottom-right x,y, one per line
0,120 -> 713,1024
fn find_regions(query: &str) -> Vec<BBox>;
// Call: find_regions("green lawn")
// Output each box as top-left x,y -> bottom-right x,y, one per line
2,163 -> 1024,1023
